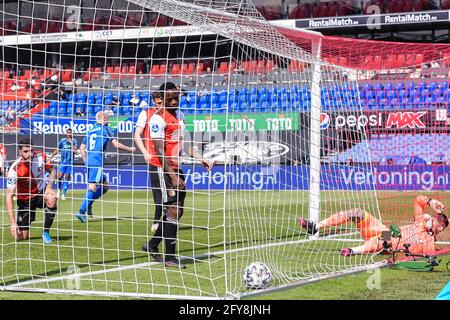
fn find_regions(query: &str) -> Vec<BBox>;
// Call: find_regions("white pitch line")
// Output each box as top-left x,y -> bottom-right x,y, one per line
6,232 -> 359,289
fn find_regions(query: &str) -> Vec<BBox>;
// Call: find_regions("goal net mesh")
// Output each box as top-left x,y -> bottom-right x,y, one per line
0,0 -> 448,299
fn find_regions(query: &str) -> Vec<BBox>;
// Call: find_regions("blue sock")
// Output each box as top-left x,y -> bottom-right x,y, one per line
88,187 -> 108,213
62,181 -> 69,195
79,190 -> 95,215
58,181 -> 63,191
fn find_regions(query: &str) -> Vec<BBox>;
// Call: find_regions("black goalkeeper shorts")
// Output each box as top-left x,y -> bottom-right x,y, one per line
148,165 -> 186,208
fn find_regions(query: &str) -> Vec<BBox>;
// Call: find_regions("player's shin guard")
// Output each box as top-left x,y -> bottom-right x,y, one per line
148,215 -> 165,249
93,185 -> 108,200
163,217 -> 178,261
44,206 -> 57,233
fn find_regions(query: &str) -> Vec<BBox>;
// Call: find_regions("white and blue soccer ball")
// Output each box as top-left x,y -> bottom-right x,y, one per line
243,262 -> 272,290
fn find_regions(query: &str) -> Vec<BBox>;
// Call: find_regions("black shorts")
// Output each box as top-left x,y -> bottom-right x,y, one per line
149,165 -> 186,208
16,194 -> 44,230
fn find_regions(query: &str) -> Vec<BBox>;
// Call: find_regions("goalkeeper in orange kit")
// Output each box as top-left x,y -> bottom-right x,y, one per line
298,195 -> 448,256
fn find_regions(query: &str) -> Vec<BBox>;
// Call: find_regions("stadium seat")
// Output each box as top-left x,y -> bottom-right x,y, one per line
94,104 -> 103,114
87,105 -> 95,116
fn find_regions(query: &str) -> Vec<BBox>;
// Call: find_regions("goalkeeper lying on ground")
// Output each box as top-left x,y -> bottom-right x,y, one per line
299,195 -> 448,256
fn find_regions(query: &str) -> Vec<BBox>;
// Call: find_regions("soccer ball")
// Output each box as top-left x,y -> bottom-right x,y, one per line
243,262 -> 272,290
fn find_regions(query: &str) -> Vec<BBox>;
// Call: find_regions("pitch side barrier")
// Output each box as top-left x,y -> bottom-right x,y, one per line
2,164 -> 447,191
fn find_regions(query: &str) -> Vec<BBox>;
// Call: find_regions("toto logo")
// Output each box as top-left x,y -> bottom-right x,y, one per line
202,141 -> 290,164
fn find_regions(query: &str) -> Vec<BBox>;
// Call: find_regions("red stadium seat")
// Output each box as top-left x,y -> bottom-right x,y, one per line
311,4 -> 320,17
288,6 -> 300,19
172,64 -> 181,75
443,0 -> 450,10
196,62 -> 204,74
327,3 -> 337,16
136,62 -> 144,74
318,4 -> 328,17
403,0 -> 414,12
61,70 -> 72,82
442,53 -> 450,68
297,7 -> 309,18
127,65 -> 136,77
159,64 -> 167,75
289,60 -> 304,72
150,64 -> 160,75
182,64 -> 194,75
21,23 -> 32,34
266,6 -> 282,20
217,61 -> 229,74
337,2 -> 349,16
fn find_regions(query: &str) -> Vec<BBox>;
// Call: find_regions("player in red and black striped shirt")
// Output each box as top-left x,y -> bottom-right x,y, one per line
6,137 -> 57,243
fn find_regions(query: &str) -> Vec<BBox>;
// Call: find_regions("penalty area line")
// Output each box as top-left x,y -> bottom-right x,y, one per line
5,232 -> 357,290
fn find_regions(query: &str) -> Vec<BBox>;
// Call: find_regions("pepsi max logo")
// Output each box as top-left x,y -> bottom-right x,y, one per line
320,113 -> 330,130
151,124 -> 160,133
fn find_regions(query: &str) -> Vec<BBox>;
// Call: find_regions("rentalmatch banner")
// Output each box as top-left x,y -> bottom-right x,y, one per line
295,10 -> 450,29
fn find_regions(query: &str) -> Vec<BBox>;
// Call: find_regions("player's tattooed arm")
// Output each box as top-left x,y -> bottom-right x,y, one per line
188,146 -> 213,171
46,165 -> 57,190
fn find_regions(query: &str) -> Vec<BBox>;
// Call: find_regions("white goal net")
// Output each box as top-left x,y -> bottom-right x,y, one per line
0,0 -> 409,299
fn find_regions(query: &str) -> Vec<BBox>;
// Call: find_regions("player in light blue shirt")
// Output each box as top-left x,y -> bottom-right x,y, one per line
76,111 -> 135,222
53,128 -> 78,200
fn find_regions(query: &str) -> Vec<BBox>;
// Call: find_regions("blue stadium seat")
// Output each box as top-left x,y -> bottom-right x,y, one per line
78,93 -> 87,102
75,103 -> 85,115
407,82 -> 415,91
440,81 -> 449,90
180,95 -> 188,105
58,104 -> 67,117
94,105 -> 103,114
119,106 -> 130,115
396,82 -> 405,90
48,106 -> 57,116
372,83 -> 383,91
211,93 -> 218,104
218,92 -> 228,105
384,82 -> 394,90
179,102 -> 190,114
259,87 -> 267,95
248,94 -> 258,103
66,104 -> 74,115
87,105 -> 95,116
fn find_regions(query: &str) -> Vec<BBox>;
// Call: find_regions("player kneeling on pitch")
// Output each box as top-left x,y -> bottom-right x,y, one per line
6,137 -> 57,244
299,195 -> 448,256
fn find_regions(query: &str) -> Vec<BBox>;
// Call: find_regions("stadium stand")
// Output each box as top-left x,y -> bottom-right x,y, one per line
0,0 -> 443,34
12,78 -> 445,118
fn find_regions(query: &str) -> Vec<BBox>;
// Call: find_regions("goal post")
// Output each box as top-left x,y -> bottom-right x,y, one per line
308,34 -> 322,233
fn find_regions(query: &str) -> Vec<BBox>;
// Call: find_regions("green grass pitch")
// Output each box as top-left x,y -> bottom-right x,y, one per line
0,190 -> 448,300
